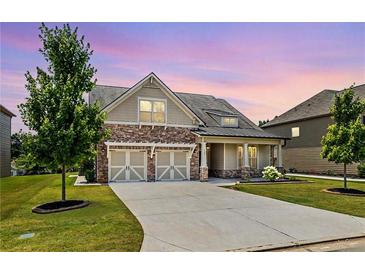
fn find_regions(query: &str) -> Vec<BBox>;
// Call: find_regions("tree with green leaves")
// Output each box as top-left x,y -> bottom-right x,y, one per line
11,131 -> 24,160
321,85 -> 365,189
259,119 -> 270,127
19,23 -> 108,201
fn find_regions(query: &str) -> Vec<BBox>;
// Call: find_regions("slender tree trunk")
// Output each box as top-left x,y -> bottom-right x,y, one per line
343,163 -> 347,189
61,164 -> 66,201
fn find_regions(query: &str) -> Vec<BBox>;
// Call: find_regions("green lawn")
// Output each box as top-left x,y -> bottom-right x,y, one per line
228,177 -> 365,218
0,173 -> 143,251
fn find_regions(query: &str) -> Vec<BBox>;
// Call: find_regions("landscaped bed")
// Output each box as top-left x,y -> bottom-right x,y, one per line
227,176 -> 365,218
239,176 -> 305,185
0,173 -> 143,251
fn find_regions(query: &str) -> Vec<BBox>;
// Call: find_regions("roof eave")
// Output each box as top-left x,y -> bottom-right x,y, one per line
194,132 -> 289,139
262,113 -> 331,128
0,105 -> 16,117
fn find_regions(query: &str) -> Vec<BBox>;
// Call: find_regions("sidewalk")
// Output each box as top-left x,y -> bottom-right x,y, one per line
286,173 -> 365,182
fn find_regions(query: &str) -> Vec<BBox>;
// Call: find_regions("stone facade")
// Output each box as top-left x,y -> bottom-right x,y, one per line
200,166 -> 208,182
97,124 -> 199,183
241,167 -> 262,180
209,169 -> 242,178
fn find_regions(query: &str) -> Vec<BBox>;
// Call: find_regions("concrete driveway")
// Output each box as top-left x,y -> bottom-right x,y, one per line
110,182 -> 365,251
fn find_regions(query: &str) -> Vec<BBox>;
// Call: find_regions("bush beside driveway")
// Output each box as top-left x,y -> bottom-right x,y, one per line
0,174 -> 143,251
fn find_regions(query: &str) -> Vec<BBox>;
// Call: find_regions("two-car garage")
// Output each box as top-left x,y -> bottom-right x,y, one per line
107,143 -> 194,182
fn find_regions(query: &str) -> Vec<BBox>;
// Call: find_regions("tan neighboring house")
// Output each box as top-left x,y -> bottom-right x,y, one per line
262,84 -> 365,175
91,73 -> 287,183
0,105 -> 16,177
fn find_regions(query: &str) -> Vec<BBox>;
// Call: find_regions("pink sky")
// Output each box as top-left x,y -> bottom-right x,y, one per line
1,23 -> 364,133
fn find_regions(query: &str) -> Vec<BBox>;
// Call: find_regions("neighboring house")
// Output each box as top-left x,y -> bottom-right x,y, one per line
0,105 -> 16,178
90,73 -> 287,183
262,84 -> 365,175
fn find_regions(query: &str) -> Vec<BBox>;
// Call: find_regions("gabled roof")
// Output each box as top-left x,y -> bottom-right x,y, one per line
101,72 -> 204,125
0,105 -> 16,117
90,73 -> 287,139
262,84 -> 365,128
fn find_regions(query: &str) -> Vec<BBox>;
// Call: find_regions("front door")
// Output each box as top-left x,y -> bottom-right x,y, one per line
156,151 -> 189,181
109,150 -> 147,182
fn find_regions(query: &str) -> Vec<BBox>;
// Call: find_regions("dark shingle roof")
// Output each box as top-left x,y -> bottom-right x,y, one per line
174,92 -> 260,129
90,84 -> 286,139
89,85 -> 129,108
262,84 -> 365,128
192,127 -> 286,139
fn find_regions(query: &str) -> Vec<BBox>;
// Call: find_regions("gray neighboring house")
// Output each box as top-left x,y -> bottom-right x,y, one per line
262,84 -> 365,175
90,72 -> 287,183
0,105 -> 16,178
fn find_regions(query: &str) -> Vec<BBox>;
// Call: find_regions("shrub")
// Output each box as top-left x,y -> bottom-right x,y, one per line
85,169 -> 96,183
80,158 -> 96,183
262,166 -> 282,181
358,162 -> 365,178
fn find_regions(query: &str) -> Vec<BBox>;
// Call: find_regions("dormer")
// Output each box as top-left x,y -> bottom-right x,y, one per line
221,116 -> 238,127
205,109 -> 239,128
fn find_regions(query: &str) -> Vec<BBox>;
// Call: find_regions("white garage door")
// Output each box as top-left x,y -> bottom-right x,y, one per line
109,150 -> 147,182
156,151 -> 189,181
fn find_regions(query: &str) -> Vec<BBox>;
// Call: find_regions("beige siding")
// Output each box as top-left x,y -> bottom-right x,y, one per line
283,147 -> 359,175
264,116 -> 332,148
107,84 -> 194,125
210,143 -> 224,170
225,144 -> 238,170
258,145 -> 270,169
0,112 -> 11,177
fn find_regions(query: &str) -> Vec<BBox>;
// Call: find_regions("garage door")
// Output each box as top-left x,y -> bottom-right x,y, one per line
109,150 -> 147,182
156,151 -> 189,181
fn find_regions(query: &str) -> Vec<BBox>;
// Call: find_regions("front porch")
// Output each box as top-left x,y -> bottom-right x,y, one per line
198,136 -> 284,182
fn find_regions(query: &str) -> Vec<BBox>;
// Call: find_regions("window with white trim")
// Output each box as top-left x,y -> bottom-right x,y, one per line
248,146 -> 257,169
139,99 -> 166,123
291,127 -> 300,137
222,117 -> 238,127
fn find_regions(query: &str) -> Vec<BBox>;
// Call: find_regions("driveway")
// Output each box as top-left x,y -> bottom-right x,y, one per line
110,182 -> 365,251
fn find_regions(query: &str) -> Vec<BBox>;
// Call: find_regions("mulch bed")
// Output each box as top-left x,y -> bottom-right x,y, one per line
32,200 -> 90,214
323,188 -> 365,197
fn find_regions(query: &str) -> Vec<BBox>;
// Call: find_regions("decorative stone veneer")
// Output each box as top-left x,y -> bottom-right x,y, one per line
200,167 -> 208,182
209,169 -> 242,178
97,124 -> 199,183
241,167 -> 262,180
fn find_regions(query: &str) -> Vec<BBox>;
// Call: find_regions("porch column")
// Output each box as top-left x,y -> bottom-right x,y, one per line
277,143 -> 283,170
200,142 -> 208,182
243,143 -> 250,168
241,143 -> 251,180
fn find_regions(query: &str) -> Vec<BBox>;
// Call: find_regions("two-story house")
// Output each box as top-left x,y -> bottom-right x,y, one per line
90,73 -> 287,183
262,84 -> 365,175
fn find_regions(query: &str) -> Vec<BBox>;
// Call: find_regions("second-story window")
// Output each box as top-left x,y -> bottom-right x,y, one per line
291,127 -> 300,137
139,99 -> 166,123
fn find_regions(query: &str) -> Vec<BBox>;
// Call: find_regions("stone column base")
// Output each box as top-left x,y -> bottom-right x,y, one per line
200,166 -> 208,182
241,167 -> 259,180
